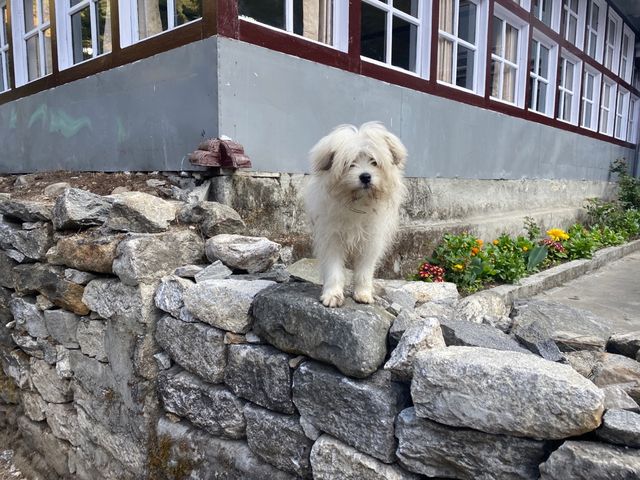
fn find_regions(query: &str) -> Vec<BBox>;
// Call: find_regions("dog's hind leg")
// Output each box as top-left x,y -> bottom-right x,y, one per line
319,248 -> 346,308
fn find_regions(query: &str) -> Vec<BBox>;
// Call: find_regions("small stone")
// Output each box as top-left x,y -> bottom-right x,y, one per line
414,301 -> 455,321
153,352 -> 172,370
0,218 -> 53,261
224,332 -> 246,344
110,186 -> 130,194
146,179 -> 166,187
45,402 -> 80,446
607,331 -> 640,359
385,318 -> 446,379
154,275 -> 195,320
106,191 -> 178,233
76,318 -> 107,361
14,175 -> 29,186
36,295 -> 55,310
380,287 -> 416,310
52,188 -> 112,229
82,278 -> 158,324
287,258 -> 337,285
389,309 -> 425,343
22,391 -> 48,421
4,248 -> 25,263
289,355 -> 306,369
177,201 -> 245,237
601,384 -> 640,412
10,296 -> 48,338
596,409 -> 640,447
55,345 -> 73,378
378,280 -> 459,305
299,416 -> 321,441
46,232 -> 123,274
0,251 -> 17,288
63,268 -> 97,285
454,291 -> 509,323
439,317 -> 532,354
30,358 -> 73,403
173,264 -> 205,278
43,182 -> 70,198
205,234 -> 281,273
194,260 -> 233,282
510,313 -> 564,362
43,309 -> 80,348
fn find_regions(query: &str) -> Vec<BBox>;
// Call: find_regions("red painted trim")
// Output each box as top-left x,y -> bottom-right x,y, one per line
217,0 -> 239,38
348,0 -> 362,72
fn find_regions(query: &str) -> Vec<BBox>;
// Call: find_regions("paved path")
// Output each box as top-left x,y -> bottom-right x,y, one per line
534,250 -> 640,335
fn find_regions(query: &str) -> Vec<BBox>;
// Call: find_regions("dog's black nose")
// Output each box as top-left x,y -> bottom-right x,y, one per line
359,172 -> 372,185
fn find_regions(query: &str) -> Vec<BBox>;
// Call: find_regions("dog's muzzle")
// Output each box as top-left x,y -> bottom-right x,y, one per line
359,172 -> 372,187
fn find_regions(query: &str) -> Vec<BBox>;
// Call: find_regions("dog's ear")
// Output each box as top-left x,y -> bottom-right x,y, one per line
384,131 -> 408,168
310,125 -> 357,173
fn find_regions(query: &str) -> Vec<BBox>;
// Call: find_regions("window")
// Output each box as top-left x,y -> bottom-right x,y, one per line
604,9 -> 621,73
0,1 -> 10,91
529,33 -> 558,116
532,0 -> 554,29
557,54 -> 581,124
437,0 -> 486,94
614,88 -> 629,140
10,0 -> 53,85
580,68 -> 600,130
360,0 -> 425,74
56,0 -> 112,68
584,0 -> 605,62
619,25 -> 634,83
599,78 -> 615,135
511,0 -> 530,9
627,97 -> 639,143
490,7 -> 527,106
560,0 -> 585,48
119,0 -> 202,46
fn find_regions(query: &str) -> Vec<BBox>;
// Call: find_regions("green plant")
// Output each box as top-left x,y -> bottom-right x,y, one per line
610,158 -> 640,210
590,225 -> 627,248
526,244 -> 548,272
429,233 -> 490,292
485,235 -> 527,283
564,224 -> 597,259
523,216 -> 541,241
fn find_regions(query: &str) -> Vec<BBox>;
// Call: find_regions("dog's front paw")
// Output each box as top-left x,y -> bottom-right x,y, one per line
353,289 -> 374,304
320,291 -> 344,308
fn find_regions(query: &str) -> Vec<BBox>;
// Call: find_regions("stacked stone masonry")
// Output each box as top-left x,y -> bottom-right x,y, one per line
1,182 -> 640,479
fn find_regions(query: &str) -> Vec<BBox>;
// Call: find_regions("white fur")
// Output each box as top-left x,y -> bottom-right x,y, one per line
304,122 -> 407,307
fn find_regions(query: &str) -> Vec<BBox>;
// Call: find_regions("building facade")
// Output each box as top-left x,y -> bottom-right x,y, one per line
0,0 -> 638,179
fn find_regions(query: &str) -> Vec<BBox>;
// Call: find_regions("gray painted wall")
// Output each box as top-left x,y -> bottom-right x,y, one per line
0,37 -> 219,173
217,37 -> 633,181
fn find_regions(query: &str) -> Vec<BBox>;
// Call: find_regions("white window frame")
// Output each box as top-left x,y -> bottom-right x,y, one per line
627,96 -> 639,144
119,0 -> 206,48
56,0 -> 110,69
234,0 -> 349,53
557,51 -> 581,124
490,4 -> 528,107
360,0 -> 431,77
529,30 -> 559,117
584,0 -> 605,62
0,1 -> 10,92
614,88 -> 629,140
619,24 -> 634,83
512,0 -> 531,10
580,66 -> 601,130
532,0 -> 561,32
10,0 -> 52,86
604,8 -> 621,74
560,0 -> 586,49
599,77 -> 616,135
437,0 -> 489,95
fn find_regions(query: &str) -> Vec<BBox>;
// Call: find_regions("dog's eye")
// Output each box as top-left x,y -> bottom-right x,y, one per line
370,159 -> 378,167
349,163 -> 357,169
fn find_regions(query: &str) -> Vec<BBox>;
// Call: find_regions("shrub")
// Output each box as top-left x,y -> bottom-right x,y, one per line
485,235 -> 528,283
563,224 -> 597,259
610,158 -> 640,210
427,233 -> 490,292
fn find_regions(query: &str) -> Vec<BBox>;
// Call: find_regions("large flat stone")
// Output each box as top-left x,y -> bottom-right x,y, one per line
46,402 -> 81,446
439,317 -> 531,354
396,407 -> 551,480
539,441 -> 640,479
607,331 -> 640,359
21,390 -> 47,421
46,232 -> 123,273
76,318 -> 108,361
183,278 -> 275,333
18,416 -> 71,478
0,218 -> 53,261
454,291 -> 510,323
253,283 -> 393,378
82,279 -> 158,324
596,409 -> 640,447
29,358 -> 72,403
225,344 -> 294,413
601,384 -> 640,412
43,309 -> 79,348
158,368 -> 246,439
52,188 -> 112,229
0,197 -> 53,222
205,234 -> 281,273
244,403 -> 313,478
155,315 -> 226,383
154,275 -> 196,322
177,201 -> 246,237
9,296 -> 48,338
293,361 -> 407,463
106,191 -> 178,233
412,346 -> 604,439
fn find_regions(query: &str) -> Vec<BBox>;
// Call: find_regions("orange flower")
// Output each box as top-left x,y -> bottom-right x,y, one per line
471,247 -> 480,256
493,239 -> 499,245
475,239 -> 484,247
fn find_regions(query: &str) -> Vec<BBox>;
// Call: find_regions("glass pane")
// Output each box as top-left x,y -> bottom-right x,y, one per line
585,72 -> 594,98
70,0 -> 84,6
24,0 -> 37,31
537,81 -> 547,112
538,44 -> 549,78
361,3 -> 386,63
437,37 -> 453,82
239,0 -> 284,28
608,19 -> 615,44
71,7 -> 91,64
97,0 -> 112,55
292,0 -> 333,43
568,16 -> 577,44
26,34 -> 39,81
44,28 -> 52,74
2,55 -> 8,89
492,16 -> 503,57
0,54 -> 4,90
138,0 -> 169,39
1,6 -> 8,44
570,0 -> 578,12
394,0 -> 418,17
391,16 -> 417,71
583,102 -> 592,127
564,60 -> 574,90
591,3 -> 599,29
530,39 -> 537,73
458,0 -> 476,44
588,31 -> 597,57
456,44 -> 474,90
490,59 -> 500,97
503,64 -> 516,102
622,34 -> 629,53
439,0 -> 454,34
621,58 -> 627,78
42,0 -> 49,23
535,0 -> 552,26
505,23 -> 517,63
175,0 -> 201,27
562,92 -> 572,121
529,76 -> 536,109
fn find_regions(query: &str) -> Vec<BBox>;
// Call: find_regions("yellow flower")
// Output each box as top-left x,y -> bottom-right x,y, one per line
453,264 -> 464,271
522,246 -> 529,252
493,239 -> 499,245
546,228 -> 569,241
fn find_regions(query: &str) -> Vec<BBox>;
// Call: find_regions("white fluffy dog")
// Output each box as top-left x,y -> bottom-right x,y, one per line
304,122 -> 407,308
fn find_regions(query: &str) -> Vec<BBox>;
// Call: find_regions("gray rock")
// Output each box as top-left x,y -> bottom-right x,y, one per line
380,287 -> 416,310
511,313 -> 565,362
244,403 -> 313,478
177,201 -> 246,237
299,416 -> 321,441
10,296 -> 48,338
52,188 -> 112,229
11,332 -> 57,363
601,384 -> 640,412
439,317 -> 532,354
146,179 -> 166,187
63,268 -> 97,285
4,248 -> 25,263
0,288 -> 13,346
83,279 -> 158,324
153,352 -> 172,370
21,391 -> 47,421
46,402 -> 80,446
0,251 -> 17,288
43,182 -> 70,198
0,197 -> 53,222
46,232 -> 123,273
233,263 -> 291,283
566,351 -> 640,402
43,309 -> 79,348
0,218 -> 53,261
293,361 -> 407,463
206,234 -> 281,273
253,283 -> 393,378
173,264 -> 205,278
388,310 -> 422,343
414,300 -> 455,320
112,229 -> 205,286
539,441 -> 640,479
154,275 -> 195,321
511,299 -> 611,351
158,368 -> 246,438
30,358 -> 72,403
312,435 -> 419,480
76,318 -> 108,361
155,315 -> 226,383
194,260 -> 233,282
455,291 -> 509,323
412,346 -> 605,439
1,348 -> 30,388
385,318 -> 446,379
225,344 -> 294,413
396,407 -> 550,479
378,280 -> 459,305
607,331 -> 640,359
156,417 -> 295,480
35,294 -> 55,310
72,439 -> 130,480
183,278 -> 275,333
18,416 -> 71,478
55,345 -> 73,378
287,258 -> 338,284
596,409 -> 640,447
106,191 -> 178,233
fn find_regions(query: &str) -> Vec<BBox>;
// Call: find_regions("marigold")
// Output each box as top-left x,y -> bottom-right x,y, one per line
546,228 -> 569,241
492,239 -> 499,245
471,247 -> 480,256
475,239 -> 484,247
522,246 -> 529,252
453,264 -> 464,271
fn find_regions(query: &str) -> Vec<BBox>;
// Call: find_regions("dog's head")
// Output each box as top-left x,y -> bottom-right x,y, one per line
309,122 -> 407,200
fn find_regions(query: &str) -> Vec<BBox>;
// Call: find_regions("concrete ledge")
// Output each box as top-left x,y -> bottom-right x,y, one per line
491,239 -> 640,303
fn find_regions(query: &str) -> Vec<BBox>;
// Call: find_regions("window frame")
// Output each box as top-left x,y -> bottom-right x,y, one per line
532,0 -> 561,32
604,8 -> 621,74
599,76 -> 616,135
560,0 -> 586,48
580,66 -> 601,131
529,30 -> 559,117
0,0 -> 10,92
557,51 -> 582,124
627,96 -> 639,144
10,0 -> 53,86
614,87 -> 629,140
619,24 -> 634,83
584,0 -> 605,63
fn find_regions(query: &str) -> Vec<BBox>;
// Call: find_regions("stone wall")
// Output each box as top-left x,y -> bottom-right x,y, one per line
1,185 -> 639,479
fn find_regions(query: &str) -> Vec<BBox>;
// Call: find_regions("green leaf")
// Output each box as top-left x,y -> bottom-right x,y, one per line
526,245 -> 548,271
